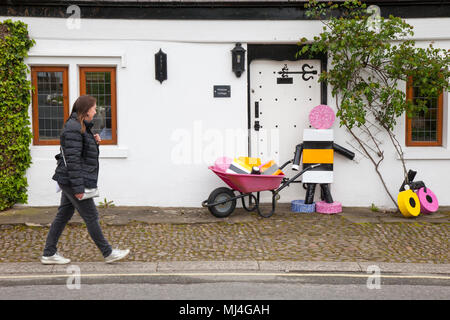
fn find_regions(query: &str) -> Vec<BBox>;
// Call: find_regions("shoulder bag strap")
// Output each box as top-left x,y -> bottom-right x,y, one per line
60,146 -> 67,167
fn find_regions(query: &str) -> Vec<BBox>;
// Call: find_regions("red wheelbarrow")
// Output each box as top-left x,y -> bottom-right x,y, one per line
201,160 -> 321,218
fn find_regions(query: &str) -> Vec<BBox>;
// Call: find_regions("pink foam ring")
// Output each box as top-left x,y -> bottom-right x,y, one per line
214,156 -> 233,172
309,105 -> 336,129
415,187 -> 439,214
315,201 -> 342,214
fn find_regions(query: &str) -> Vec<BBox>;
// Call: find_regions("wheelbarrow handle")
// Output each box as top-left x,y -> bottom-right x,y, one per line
279,159 -> 293,170
275,164 -> 322,195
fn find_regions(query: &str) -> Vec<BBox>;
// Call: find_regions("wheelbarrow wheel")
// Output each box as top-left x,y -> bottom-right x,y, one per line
207,187 -> 237,218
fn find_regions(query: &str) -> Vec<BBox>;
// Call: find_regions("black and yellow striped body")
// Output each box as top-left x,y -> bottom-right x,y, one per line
302,129 -> 334,183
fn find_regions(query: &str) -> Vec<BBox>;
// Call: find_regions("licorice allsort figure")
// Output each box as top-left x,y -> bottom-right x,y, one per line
292,105 -> 355,214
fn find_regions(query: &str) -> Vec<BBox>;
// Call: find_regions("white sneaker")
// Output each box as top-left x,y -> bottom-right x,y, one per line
104,249 -> 130,264
40,252 -> 71,265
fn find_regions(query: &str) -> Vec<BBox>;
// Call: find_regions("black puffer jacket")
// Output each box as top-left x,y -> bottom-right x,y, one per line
52,112 -> 100,194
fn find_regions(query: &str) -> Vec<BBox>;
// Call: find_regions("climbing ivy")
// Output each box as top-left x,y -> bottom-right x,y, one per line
0,19 -> 35,211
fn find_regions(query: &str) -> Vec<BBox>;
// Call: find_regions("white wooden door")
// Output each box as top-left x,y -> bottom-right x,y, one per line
249,59 -> 322,202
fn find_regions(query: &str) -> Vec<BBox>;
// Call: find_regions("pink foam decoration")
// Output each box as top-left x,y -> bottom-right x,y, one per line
213,157 -> 233,172
315,201 -> 342,214
309,105 -> 335,129
415,187 -> 439,214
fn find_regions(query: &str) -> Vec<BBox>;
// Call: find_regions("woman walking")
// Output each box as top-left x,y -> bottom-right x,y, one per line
41,95 -> 129,264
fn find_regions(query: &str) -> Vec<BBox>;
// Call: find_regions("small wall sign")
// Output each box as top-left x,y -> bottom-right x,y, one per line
277,77 -> 293,84
214,85 -> 231,98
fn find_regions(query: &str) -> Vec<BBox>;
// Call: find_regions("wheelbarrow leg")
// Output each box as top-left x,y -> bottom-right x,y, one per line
241,192 -> 257,212
255,191 -> 276,218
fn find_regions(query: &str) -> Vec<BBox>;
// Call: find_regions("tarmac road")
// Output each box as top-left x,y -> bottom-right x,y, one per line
0,262 -> 449,300
0,272 -> 449,300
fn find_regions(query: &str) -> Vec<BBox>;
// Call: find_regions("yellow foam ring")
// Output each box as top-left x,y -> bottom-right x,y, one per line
238,156 -> 261,167
302,149 -> 334,164
397,190 -> 420,218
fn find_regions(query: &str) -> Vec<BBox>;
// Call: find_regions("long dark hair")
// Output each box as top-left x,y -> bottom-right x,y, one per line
71,95 -> 96,133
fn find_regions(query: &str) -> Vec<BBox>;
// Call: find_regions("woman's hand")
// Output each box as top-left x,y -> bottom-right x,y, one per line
94,134 -> 101,144
75,193 -> 84,200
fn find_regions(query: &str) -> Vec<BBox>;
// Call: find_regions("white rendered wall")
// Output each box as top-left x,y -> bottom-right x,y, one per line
1,16 -> 448,209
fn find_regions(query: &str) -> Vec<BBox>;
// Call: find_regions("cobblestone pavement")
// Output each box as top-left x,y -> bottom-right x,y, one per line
0,206 -> 448,264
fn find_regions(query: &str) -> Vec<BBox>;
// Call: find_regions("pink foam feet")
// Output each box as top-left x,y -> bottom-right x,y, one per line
309,105 -> 335,129
315,201 -> 342,214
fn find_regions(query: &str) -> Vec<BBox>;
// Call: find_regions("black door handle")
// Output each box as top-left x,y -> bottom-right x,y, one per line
255,101 -> 259,118
254,121 -> 260,131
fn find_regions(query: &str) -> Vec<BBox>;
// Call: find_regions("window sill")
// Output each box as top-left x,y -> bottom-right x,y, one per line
400,147 -> 450,160
30,145 -> 129,159
99,146 -> 128,159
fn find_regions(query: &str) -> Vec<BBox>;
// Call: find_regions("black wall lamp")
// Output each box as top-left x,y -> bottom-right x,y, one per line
155,49 -> 167,84
231,43 -> 246,77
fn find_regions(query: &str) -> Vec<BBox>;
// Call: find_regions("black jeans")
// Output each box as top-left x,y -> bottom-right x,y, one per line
43,183 -> 112,258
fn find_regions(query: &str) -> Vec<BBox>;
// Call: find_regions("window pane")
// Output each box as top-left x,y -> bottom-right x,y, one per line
85,71 -> 112,140
36,71 -> 65,140
411,88 -> 439,142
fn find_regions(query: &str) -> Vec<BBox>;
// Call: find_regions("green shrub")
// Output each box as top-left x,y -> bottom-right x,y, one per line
0,19 -> 35,211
